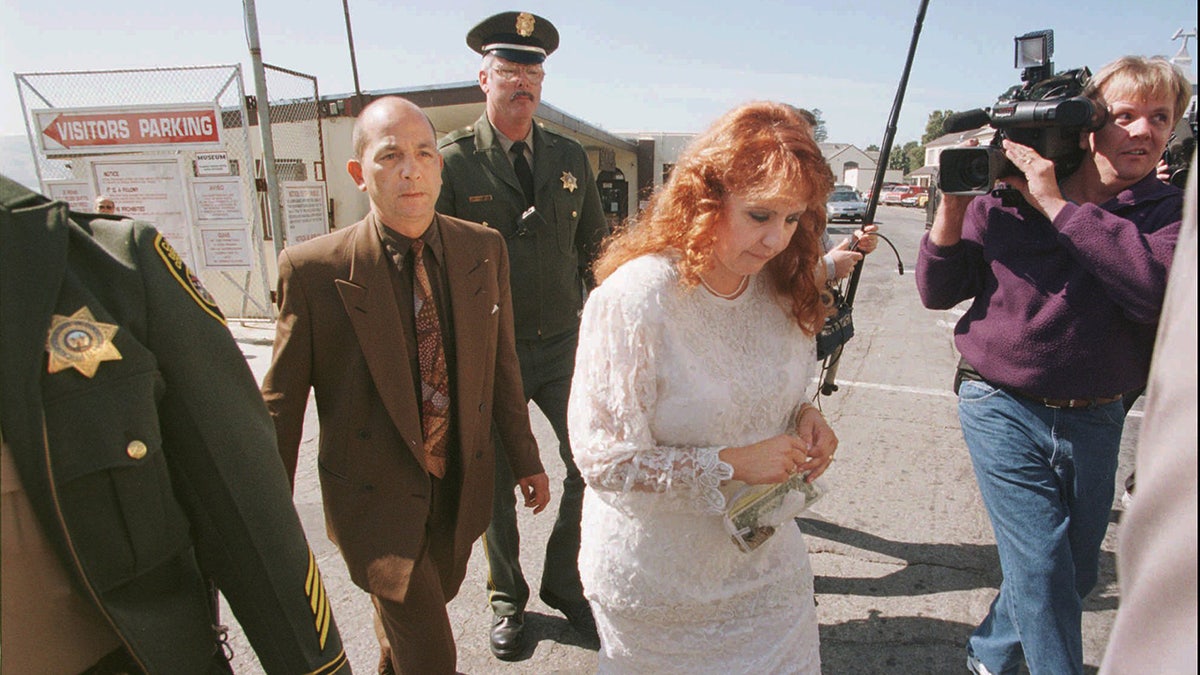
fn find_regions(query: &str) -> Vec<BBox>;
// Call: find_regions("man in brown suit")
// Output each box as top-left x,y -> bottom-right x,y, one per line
262,95 -> 551,674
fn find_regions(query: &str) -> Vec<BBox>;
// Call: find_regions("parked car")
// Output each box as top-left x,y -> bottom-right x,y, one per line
864,182 -> 902,203
883,185 -> 927,206
826,190 -> 868,222
900,187 -> 930,207
879,184 -> 912,204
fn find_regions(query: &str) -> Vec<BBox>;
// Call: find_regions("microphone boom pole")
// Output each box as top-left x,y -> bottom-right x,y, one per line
820,0 -> 931,395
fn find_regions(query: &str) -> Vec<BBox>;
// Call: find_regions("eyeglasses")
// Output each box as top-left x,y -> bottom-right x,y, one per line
491,65 -> 545,84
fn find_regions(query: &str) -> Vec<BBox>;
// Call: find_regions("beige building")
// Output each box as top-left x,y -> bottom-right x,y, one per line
314,83 -> 639,232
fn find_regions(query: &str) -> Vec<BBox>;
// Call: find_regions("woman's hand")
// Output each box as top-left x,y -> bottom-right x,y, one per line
852,223 -> 879,255
719,434 -> 812,485
1000,138 -> 1069,221
824,223 -> 878,282
826,248 -> 864,281
793,405 -> 837,481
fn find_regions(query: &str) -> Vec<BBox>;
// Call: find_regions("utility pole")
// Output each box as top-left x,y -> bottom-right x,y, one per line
243,0 -> 286,258
343,0 -> 364,109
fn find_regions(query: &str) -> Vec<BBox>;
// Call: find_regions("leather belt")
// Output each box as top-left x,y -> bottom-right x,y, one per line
1007,389 -> 1123,409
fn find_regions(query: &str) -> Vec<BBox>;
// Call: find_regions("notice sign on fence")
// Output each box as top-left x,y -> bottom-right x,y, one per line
45,180 -> 94,212
92,158 -> 195,266
281,181 -> 329,245
192,178 -> 246,223
194,151 -> 231,177
35,103 -> 222,156
199,228 -> 253,270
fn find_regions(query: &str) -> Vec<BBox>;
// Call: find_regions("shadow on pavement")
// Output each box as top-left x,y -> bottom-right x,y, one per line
819,612 -> 1098,675
799,517 -> 1117,613
489,611 -> 600,664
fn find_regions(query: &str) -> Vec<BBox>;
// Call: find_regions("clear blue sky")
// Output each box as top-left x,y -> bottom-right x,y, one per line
1,0 -> 1196,150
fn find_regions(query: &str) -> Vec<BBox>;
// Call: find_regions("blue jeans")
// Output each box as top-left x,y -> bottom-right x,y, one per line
958,380 -> 1124,675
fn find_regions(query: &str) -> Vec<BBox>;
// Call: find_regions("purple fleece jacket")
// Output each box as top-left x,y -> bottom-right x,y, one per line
916,174 -> 1183,399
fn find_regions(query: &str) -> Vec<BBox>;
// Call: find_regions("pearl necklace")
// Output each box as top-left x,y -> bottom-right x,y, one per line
700,273 -> 750,300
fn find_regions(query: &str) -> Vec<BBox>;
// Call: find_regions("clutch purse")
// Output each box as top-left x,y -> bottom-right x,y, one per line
722,473 -> 826,553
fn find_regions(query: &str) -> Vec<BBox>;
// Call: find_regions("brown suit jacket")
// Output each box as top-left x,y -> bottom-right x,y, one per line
262,212 -> 543,603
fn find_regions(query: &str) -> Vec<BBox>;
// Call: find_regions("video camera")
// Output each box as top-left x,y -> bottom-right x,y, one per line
938,30 -> 1106,196
1163,98 -> 1197,189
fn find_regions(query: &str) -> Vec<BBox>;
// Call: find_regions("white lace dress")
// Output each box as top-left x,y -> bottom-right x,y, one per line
568,253 -> 821,674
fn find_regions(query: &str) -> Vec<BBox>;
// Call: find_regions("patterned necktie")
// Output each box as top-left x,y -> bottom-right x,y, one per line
411,239 -> 450,478
511,141 -> 536,208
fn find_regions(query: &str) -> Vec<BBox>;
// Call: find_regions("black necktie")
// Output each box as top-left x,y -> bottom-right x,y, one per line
511,141 -> 535,208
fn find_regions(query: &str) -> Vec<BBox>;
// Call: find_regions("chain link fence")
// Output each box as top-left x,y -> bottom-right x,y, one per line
15,63 -> 328,319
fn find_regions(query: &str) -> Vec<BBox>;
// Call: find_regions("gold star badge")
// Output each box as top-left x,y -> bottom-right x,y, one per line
46,307 -> 122,378
561,171 -> 578,193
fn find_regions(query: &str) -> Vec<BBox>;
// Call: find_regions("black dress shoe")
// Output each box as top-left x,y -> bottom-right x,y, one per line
490,612 -> 525,660
540,590 -> 599,641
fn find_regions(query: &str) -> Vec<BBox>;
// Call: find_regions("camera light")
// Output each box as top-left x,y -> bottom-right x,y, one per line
1014,30 -> 1054,69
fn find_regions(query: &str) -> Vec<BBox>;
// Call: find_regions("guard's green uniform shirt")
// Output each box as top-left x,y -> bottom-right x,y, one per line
0,175 -> 350,675
437,115 -> 608,340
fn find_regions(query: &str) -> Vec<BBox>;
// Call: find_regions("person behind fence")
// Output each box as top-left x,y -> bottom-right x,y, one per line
0,173 -> 350,674
915,55 -> 1191,675
435,10 -> 608,660
566,101 -> 839,673
260,96 -> 551,675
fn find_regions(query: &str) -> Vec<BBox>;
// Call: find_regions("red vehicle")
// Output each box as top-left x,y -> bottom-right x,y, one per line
865,182 -> 903,203
881,184 -> 927,205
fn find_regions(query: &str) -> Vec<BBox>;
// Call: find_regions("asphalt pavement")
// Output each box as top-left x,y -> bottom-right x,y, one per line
220,205 -> 1135,674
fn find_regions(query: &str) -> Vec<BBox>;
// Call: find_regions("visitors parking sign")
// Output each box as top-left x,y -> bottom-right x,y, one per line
34,103 -> 223,156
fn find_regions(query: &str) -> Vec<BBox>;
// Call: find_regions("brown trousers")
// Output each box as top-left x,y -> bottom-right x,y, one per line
373,472 -> 462,675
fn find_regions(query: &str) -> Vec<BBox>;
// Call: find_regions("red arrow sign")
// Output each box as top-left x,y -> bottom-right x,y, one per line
35,106 -> 222,155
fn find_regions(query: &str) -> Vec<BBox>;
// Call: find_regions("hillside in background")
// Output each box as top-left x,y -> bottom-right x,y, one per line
1,135 -> 40,190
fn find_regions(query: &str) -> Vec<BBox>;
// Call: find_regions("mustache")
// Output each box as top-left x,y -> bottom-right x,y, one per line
510,91 -> 536,102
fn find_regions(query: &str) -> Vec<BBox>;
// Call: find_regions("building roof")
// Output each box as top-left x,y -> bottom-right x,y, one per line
819,142 -> 877,167
319,81 -> 636,151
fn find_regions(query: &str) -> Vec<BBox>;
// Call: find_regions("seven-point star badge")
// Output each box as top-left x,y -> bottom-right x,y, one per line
561,171 -> 578,193
45,307 -> 122,377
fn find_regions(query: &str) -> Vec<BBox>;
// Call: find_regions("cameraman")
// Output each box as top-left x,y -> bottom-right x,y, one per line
916,55 -> 1191,675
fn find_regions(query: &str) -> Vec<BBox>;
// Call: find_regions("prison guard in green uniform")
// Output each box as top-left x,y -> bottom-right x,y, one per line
0,174 -> 351,674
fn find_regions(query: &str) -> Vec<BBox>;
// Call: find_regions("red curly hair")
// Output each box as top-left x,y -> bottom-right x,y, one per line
594,101 -> 833,335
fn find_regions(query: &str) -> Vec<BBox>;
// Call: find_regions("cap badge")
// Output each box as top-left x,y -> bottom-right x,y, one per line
516,12 -> 535,37
561,171 -> 578,193
46,307 -> 122,378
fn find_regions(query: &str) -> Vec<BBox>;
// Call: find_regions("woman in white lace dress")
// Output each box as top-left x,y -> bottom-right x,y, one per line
567,101 -> 839,674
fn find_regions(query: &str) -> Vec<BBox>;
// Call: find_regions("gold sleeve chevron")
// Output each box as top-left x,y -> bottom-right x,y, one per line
305,549 -> 333,650
306,649 -> 348,675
